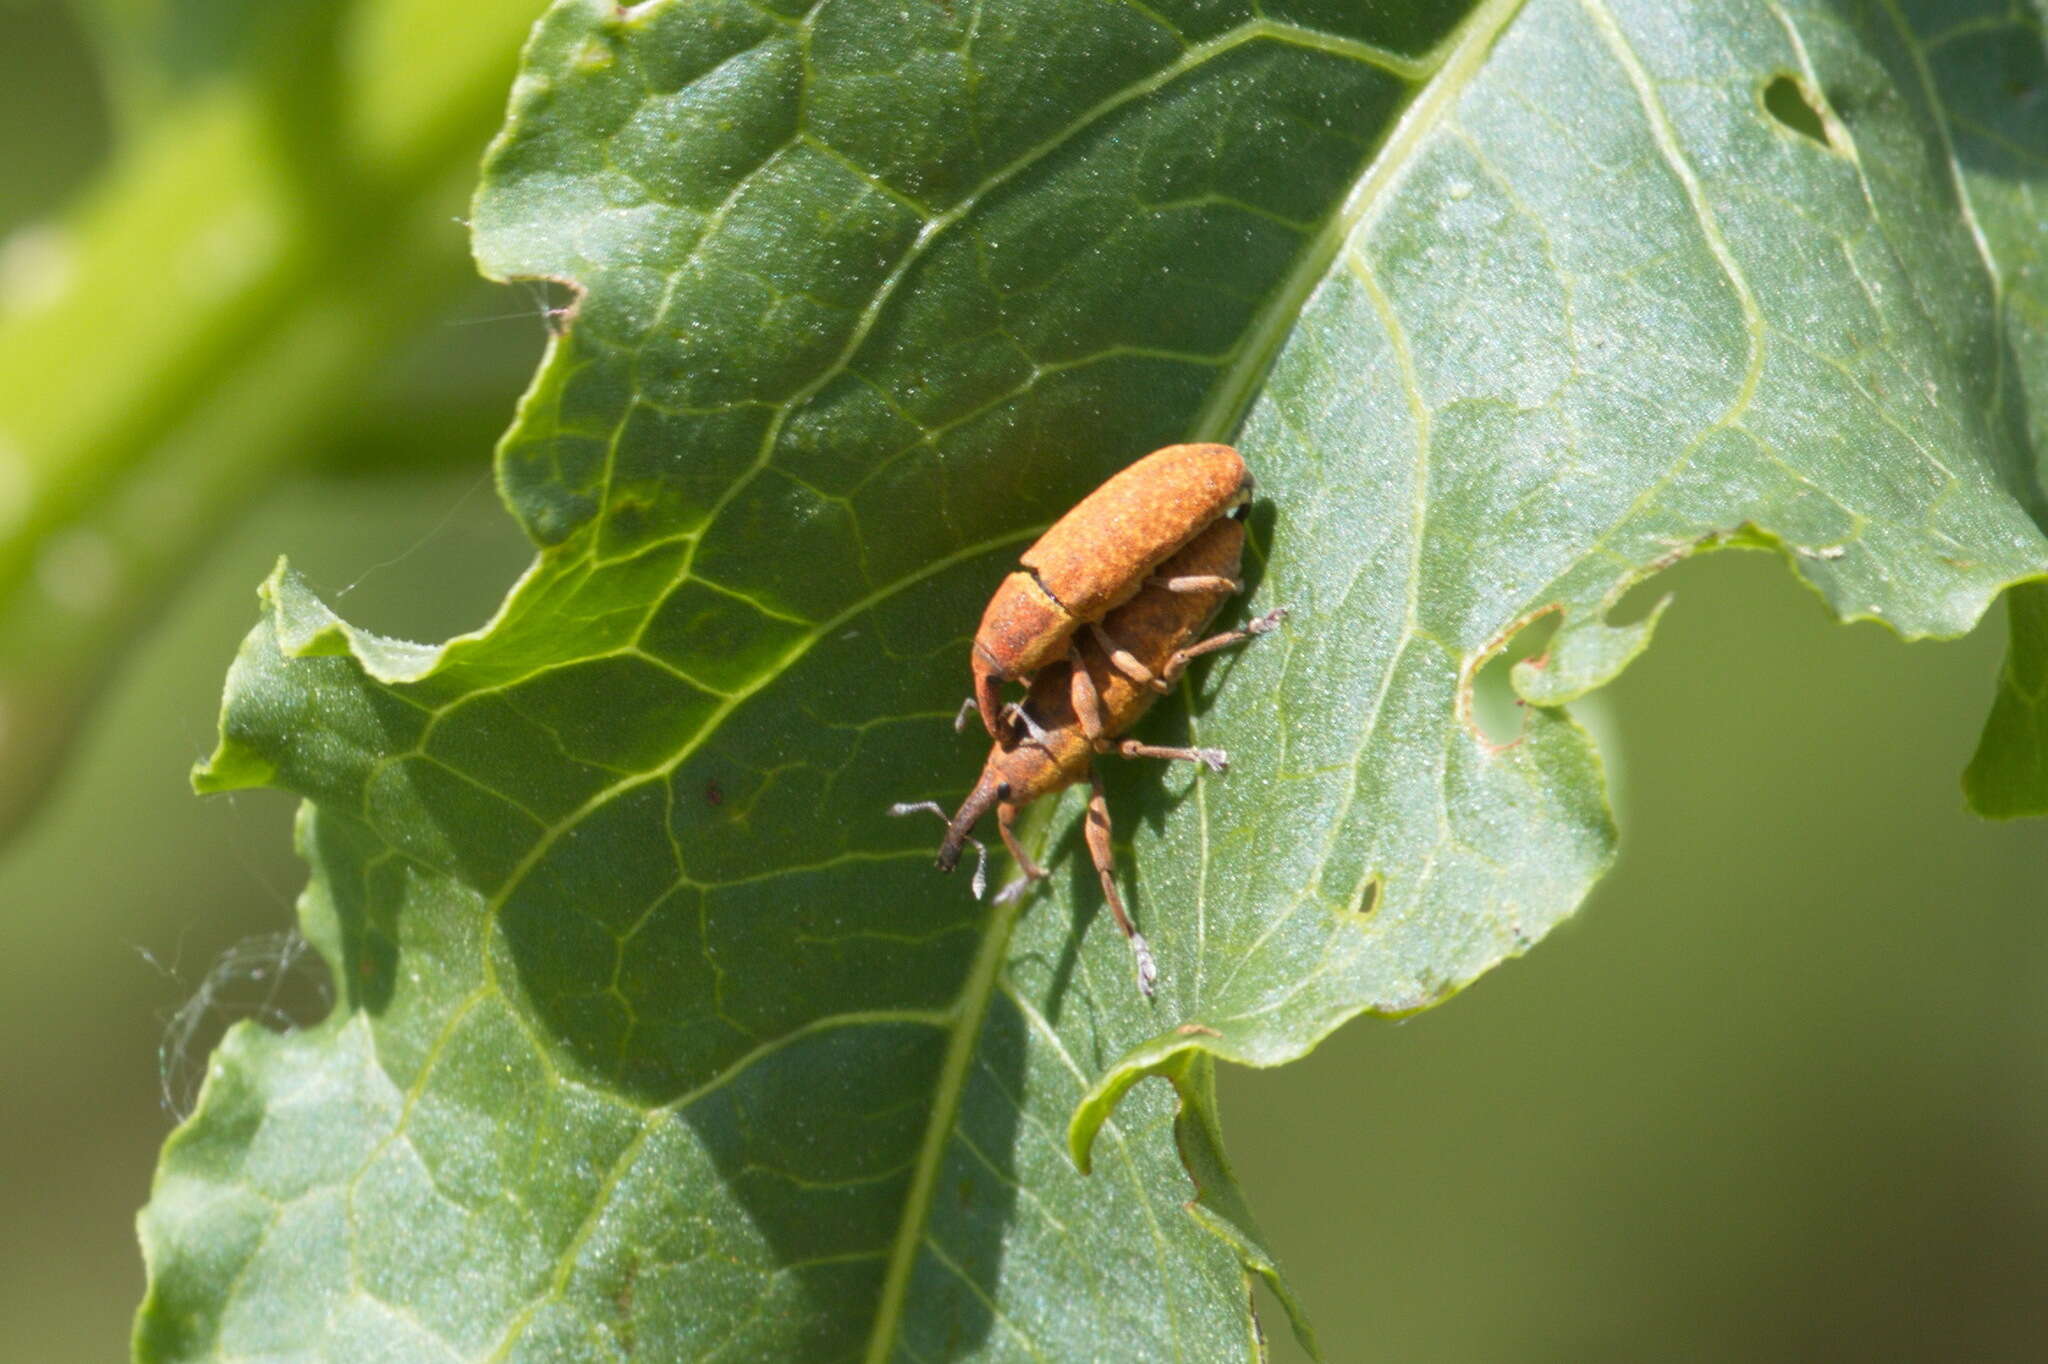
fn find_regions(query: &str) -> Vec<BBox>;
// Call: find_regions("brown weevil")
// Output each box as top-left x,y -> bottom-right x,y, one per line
968,443 -> 1252,745
896,512 -> 1284,995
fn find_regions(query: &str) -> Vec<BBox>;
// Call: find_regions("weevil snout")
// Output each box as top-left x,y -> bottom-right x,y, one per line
937,774 -> 1006,872
891,800 -> 989,899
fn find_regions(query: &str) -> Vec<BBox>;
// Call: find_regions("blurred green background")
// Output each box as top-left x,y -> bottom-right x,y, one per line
4,6 -> 2043,1362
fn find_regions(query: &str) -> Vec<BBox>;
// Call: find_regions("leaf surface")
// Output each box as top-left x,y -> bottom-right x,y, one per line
139,1 -> 2048,1360
1952,8 -> 2048,815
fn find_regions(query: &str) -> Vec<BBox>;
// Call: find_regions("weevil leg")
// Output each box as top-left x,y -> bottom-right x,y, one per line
1088,621 -> 1168,693
1146,573 -> 1242,594
1157,607 -> 1290,687
972,664 -> 1014,746
1067,646 -> 1106,742
1116,739 -> 1228,773
1007,702 -> 1055,748
995,801 -> 1047,882
1085,769 -> 1157,997
953,696 -> 981,732
887,800 -> 989,900
991,800 -> 1050,905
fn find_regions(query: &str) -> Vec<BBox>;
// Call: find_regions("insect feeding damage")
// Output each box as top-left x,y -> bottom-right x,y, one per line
894,446 -> 1282,997
968,443 -> 1253,746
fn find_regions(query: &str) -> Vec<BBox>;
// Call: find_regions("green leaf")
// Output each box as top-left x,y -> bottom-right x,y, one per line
1079,0 -> 2048,1139
1971,581 -> 2048,814
139,1 -> 2048,1360
1952,13 -> 2048,815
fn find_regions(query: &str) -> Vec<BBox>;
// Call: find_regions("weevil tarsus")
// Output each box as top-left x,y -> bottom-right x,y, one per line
1147,573 -> 1242,594
1128,932 -> 1157,996
1116,740 -> 1228,772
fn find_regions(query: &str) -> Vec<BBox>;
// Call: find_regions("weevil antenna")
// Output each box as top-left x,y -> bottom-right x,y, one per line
888,799 -> 990,899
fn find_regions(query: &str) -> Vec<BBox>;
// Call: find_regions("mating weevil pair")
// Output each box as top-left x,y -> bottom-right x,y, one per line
893,443 -> 1285,996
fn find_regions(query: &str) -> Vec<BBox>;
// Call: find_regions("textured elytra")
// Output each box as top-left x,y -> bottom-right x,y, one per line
139,0 -> 2048,1360
1014,445 -> 1249,620
971,443 -> 1249,737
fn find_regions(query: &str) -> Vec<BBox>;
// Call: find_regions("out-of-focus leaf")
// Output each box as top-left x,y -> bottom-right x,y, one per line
0,8 -> 111,226
1970,581 -> 2048,814
0,0 -> 539,840
139,0 -> 2048,1360
74,0 -> 345,119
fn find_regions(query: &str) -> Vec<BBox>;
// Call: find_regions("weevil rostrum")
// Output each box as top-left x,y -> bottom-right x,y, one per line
966,443 -> 1252,746
894,493 -> 1283,997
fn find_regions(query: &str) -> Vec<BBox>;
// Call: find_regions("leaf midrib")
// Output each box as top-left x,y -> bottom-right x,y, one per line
1190,0 -> 1530,445
860,887 -> 1027,1364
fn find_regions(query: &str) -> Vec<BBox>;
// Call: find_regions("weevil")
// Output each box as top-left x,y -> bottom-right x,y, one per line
969,443 -> 1252,746
896,513 -> 1284,996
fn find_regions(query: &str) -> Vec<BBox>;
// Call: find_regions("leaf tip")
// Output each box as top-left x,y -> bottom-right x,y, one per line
190,746 -> 274,795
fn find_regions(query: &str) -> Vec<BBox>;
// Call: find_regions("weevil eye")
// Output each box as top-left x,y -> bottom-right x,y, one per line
995,782 -> 1012,801
1230,501 -> 1251,521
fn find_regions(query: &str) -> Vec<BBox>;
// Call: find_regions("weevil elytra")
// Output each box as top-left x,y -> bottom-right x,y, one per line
969,443 -> 1252,745
895,513 -> 1284,996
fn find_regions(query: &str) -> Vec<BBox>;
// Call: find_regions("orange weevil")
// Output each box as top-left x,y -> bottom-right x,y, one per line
968,443 -> 1252,746
896,512 -> 1283,995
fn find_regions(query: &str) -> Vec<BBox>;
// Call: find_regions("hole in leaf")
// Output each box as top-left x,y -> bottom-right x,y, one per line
1608,570 -> 1673,627
1349,873 -> 1382,919
1763,74 -> 1832,148
1470,611 -> 1561,746
1608,530 -> 1777,627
